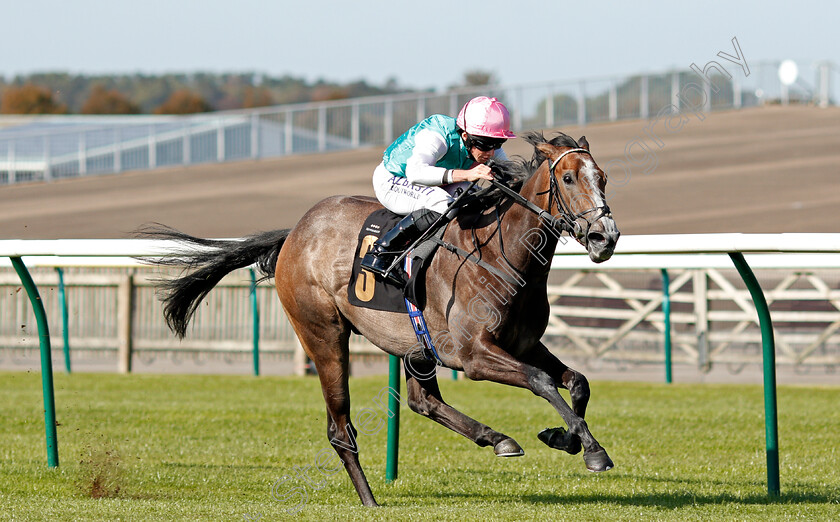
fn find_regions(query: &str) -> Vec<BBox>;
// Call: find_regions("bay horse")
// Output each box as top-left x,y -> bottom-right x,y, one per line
142,132 -> 620,507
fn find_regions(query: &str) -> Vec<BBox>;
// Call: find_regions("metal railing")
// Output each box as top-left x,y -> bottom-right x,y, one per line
3,259 -> 840,374
3,235 -> 840,378
1,60 -> 836,185
546,256 -> 840,371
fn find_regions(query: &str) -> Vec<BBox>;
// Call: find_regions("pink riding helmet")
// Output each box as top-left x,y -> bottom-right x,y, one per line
456,96 -> 517,139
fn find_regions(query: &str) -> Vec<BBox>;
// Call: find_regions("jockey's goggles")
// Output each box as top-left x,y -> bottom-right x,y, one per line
467,134 -> 506,152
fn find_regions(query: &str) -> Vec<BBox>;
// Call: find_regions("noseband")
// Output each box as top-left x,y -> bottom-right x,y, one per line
490,148 -> 612,242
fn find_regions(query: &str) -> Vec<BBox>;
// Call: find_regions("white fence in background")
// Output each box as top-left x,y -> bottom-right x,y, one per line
1,235 -> 840,376
1,60 -> 836,185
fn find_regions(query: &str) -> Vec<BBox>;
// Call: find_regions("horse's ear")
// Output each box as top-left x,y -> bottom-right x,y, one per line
535,142 -> 556,160
578,136 -> 590,150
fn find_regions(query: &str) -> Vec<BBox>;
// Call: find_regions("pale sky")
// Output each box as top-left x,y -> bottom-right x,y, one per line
1,0 -> 836,91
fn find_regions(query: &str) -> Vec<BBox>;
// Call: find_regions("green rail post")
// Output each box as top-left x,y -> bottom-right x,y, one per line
385,354 -> 401,482
250,269 -> 260,377
11,257 -> 59,468
452,369 -> 458,380
55,267 -> 71,374
661,269 -> 672,384
729,252 -> 780,497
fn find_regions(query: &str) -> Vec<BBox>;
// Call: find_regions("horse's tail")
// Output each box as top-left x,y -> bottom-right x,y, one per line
136,224 -> 292,339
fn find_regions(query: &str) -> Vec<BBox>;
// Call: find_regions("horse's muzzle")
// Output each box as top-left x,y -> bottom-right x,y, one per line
585,216 -> 620,263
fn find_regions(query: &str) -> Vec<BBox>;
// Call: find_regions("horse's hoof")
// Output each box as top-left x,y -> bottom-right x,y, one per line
537,426 -> 582,455
583,448 -> 614,472
494,437 -> 524,457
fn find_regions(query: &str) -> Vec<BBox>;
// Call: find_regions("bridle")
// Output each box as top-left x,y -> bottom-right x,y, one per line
489,148 -> 612,243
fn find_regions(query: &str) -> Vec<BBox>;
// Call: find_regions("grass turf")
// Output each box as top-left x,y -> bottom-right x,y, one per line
1,371 -> 838,520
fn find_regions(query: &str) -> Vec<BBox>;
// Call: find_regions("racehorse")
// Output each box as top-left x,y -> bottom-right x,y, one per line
141,132 -> 620,507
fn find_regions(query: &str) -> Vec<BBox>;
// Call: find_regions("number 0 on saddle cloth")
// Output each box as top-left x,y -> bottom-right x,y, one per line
348,208 -> 440,312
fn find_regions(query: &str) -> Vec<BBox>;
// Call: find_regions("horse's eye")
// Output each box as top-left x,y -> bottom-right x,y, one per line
562,173 -> 574,184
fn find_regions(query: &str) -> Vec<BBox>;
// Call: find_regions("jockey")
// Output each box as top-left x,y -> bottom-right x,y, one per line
361,96 -> 516,284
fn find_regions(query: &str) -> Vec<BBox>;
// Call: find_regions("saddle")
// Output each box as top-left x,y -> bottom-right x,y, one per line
348,209 -> 445,313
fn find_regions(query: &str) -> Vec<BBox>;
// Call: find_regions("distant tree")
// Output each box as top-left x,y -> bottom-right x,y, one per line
153,89 -> 212,114
1,72 -> 409,114
0,83 -> 68,114
81,84 -> 140,114
242,86 -> 274,108
268,80 -> 311,105
189,72 -> 224,108
311,85 -> 349,102
25,73 -> 86,112
461,70 -> 497,87
128,74 -> 181,112
383,77 -> 400,91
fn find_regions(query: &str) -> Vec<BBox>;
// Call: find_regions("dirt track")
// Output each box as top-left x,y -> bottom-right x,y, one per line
1,105 -> 838,239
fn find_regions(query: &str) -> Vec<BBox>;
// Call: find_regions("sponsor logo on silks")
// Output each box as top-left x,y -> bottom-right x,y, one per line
388,175 -> 436,196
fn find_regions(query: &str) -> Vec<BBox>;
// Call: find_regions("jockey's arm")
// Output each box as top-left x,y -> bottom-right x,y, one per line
405,130 -> 507,185
404,129 -> 451,185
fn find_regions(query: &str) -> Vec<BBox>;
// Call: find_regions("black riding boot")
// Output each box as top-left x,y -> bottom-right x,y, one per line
361,208 -> 444,285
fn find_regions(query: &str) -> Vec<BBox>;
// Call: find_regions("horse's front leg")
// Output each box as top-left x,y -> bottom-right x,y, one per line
521,342 -> 590,456
461,340 -> 613,472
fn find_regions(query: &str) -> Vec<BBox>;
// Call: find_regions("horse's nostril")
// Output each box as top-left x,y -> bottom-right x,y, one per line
587,232 -> 606,245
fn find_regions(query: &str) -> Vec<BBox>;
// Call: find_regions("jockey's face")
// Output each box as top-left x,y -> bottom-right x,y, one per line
471,146 -> 495,164
462,132 -> 502,164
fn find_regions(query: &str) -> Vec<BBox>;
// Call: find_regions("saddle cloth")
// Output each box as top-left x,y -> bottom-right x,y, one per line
347,209 -> 443,313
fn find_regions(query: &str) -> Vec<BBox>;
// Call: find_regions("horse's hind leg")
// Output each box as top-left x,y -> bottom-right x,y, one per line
404,359 -> 524,457
282,309 -> 378,507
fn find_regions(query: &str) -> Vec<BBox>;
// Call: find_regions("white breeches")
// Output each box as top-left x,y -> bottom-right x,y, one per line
372,162 -> 470,215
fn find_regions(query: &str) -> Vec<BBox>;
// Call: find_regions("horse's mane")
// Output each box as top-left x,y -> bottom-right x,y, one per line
472,131 -> 581,209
